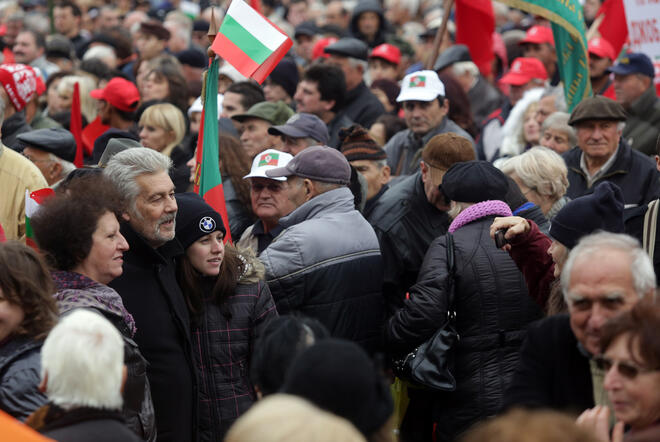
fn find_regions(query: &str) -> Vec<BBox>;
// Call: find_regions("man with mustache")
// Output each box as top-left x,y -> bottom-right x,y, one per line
104,148 -> 197,442
562,95 -> 660,207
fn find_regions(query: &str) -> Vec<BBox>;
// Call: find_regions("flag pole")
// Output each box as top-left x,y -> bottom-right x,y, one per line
425,0 -> 455,70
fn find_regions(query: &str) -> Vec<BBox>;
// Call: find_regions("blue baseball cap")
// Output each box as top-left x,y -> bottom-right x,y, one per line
268,113 -> 330,145
607,52 -> 655,78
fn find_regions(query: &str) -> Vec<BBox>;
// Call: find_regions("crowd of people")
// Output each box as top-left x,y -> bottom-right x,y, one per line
1,0 -> 660,441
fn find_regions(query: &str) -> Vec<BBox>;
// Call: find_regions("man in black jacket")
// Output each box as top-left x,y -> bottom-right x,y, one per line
104,148 -> 196,442
324,37 -> 385,128
562,95 -> 660,207
369,133 -> 475,314
504,232 -> 656,412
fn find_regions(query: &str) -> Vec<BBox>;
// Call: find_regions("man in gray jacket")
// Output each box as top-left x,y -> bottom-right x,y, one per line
385,70 -> 474,176
259,145 -> 385,353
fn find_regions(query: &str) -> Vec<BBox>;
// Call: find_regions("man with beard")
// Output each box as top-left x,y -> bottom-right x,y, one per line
104,148 -> 197,442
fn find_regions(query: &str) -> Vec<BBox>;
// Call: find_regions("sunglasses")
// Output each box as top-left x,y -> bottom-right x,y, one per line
593,355 -> 656,380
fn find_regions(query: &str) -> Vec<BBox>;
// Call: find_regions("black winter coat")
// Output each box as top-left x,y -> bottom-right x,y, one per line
0,337 -> 46,421
503,314 -> 594,413
109,225 -> 197,442
369,173 -> 449,314
35,405 -> 142,442
562,140 -> 660,207
386,217 -> 542,441
342,82 -> 385,129
194,275 -> 278,441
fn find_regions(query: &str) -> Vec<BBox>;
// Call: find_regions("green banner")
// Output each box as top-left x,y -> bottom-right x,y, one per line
496,0 -> 592,111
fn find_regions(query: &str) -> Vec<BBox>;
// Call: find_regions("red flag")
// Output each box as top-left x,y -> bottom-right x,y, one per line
82,116 -> 110,157
71,82 -> 84,167
455,0 -> 495,77
596,0 -> 628,57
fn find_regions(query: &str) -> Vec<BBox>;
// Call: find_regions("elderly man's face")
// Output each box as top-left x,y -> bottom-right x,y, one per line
351,159 -> 390,200
614,74 -> 649,108
239,118 -> 277,159
565,248 -> 640,355
540,128 -> 572,154
249,177 -> 296,224
13,32 -> 41,64
576,119 -> 621,163
130,171 -> 177,248
403,99 -> 448,137
22,147 -> 58,185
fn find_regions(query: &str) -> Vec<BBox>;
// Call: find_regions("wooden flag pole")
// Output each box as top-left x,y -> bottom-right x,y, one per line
425,0 -> 455,70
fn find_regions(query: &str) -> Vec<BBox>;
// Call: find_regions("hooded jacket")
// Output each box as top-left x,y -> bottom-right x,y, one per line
349,0 -> 390,48
260,187 -> 384,353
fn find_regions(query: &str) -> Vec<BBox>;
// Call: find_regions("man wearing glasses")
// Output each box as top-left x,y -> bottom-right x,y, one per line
504,232 -> 656,412
384,70 -> 474,176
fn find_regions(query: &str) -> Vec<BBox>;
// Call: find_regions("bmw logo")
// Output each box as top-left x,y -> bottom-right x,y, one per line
199,216 -> 216,232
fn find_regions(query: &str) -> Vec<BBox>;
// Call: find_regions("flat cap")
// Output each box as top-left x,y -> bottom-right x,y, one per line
434,44 -> 471,72
442,161 -> 509,203
138,21 -> 171,41
17,128 -> 76,163
568,95 -> 627,126
98,138 -> 142,168
231,101 -> 294,126
324,37 -> 369,61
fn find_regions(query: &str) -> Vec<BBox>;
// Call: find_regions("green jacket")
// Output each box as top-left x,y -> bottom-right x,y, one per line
623,85 -> 660,156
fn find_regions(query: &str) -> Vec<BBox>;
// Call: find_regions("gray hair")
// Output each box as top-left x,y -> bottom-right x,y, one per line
500,146 -> 568,201
41,310 -> 124,410
103,148 -> 172,213
452,61 -> 479,79
561,232 -> 656,301
540,87 -> 567,113
541,111 -> 577,146
348,57 -> 368,73
49,153 -> 76,179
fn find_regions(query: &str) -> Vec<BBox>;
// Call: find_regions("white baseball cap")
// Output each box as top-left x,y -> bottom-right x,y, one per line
243,149 -> 294,181
396,70 -> 446,102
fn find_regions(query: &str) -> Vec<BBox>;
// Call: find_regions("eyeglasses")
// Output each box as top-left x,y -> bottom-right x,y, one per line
22,153 -> 53,163
593,355 -> 657,380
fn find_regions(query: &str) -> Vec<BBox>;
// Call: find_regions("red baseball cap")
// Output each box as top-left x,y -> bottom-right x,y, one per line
519,25 -> 554,46
369,43 -> 401,65
588,37 -> 616,61
312,37 -> 338,60
499,57 -> 548,86
90,77 -> 140,112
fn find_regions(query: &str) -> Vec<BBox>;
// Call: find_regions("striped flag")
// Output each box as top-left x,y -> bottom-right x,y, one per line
194,57 -> 233,242
211,0 -> 292,84
25,188 -> 54,249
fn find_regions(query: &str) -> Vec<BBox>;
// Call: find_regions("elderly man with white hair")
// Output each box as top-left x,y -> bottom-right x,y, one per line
104,148 -> 196,442
504,231 -> 656,413
29,310 -> 141,441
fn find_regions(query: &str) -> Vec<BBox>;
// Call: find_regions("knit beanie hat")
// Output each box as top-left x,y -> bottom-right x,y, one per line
174,193 -> 226,250
281,339 -> 393,437
339,124 -> 387,162
549,181 -> 624,249
0,64 -> 38,111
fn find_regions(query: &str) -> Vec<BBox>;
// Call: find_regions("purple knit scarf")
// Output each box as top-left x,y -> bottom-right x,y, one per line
448,200 -> 512,233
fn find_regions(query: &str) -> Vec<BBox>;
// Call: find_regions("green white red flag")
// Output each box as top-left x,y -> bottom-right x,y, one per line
25,188 -> 54,249
211,0 -> 293,84
193,57 -> 233,242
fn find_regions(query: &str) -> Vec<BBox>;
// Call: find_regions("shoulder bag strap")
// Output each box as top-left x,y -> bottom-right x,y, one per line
643,199 -> 659,260
445,233 -> 456,314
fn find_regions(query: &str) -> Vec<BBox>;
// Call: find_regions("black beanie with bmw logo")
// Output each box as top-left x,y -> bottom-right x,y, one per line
174,192 -> 226,250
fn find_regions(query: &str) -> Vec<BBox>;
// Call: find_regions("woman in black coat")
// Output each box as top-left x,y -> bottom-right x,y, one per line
386,162 -> 542,442
175,193 -> 278,441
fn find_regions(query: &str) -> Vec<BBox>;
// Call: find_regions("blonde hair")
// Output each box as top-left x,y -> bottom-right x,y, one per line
56,75 -> 98,124
500,146 -> 568,202
225,394 -> 366,442
138,103 -> 186,156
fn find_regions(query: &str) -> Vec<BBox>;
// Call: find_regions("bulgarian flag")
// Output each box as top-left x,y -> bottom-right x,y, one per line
25,188 -> 54,250
194,57 -> 233,243
211,0 -> 293,84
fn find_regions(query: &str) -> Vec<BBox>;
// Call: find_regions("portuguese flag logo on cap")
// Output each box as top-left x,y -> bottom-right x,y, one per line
259,152 -> 279,166
409,75 -> 426,87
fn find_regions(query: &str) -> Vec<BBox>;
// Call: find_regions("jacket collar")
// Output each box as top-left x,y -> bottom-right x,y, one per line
629,85 -> 658,116
346,81 -> 367,102
279,187 -> 355,228
0,336 -> 41,370
120,222 -> 183,265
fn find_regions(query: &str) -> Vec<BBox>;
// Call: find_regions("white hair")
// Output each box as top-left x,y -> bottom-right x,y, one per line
541,111 -> 577,146
561,232 -> 656,301
452,61 -> 479,79
500,146 -> 568,202
82,45 -> 118,69
348,57 -> 368,73
41,310 -> 125,410
48,153 -> 76,179
103,147 -> 172,213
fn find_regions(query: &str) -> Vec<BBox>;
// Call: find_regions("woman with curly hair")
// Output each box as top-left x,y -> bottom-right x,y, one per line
174,192 -> 278,441
0,241 -> 58,421
30,174 -> 156,441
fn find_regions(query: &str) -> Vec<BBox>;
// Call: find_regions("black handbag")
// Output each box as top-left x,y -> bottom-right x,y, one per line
392,233 -> 459,392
